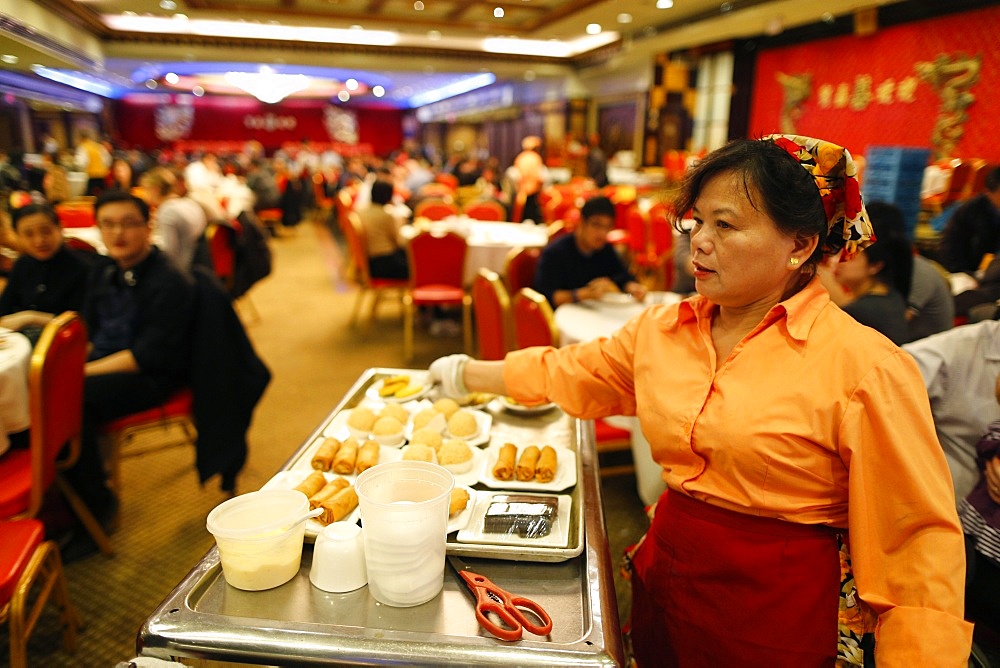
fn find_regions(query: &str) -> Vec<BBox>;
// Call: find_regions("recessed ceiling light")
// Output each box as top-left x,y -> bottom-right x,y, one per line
192,85 -> 205,96
338,90 -> 350,102
1,54 -> 18,64
494,7 -> 504,18
165,72 -> 179,84
586,23 -> 601,35
720,2 -> 733,12
656,0 -> 674,8
173,13 -> 189,21
372,85 -> 385,97
617,13 -> 633,24
145,79 -> 158,89
524,70 -> 536,81
428,30 -> 441,41
346,78 -> 358,90
159,0 -> 176,9
414,1 -> 424,10
821,12 -> 836,23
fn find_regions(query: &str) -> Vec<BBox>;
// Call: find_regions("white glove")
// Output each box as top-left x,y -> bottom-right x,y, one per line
429,354 -> 471,398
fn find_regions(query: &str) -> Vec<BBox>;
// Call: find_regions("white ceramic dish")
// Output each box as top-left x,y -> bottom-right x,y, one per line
441,446 -> 485,487
447,486 -> 476,534
365,375 -> 432,403
477,444 -> 577,492
456,492 -> 572,549
443,410 -> 493,447
490,397 -> 558,416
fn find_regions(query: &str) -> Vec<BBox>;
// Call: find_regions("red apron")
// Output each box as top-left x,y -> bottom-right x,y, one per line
630,490 -> 842,667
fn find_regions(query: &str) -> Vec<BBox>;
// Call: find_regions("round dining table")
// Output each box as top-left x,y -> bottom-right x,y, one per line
554,293 -> 682,506
400,217 -> 549,285
0,328 -> 33,457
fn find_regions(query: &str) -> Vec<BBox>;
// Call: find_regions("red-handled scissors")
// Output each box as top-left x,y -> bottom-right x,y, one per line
448,556 -> 553,642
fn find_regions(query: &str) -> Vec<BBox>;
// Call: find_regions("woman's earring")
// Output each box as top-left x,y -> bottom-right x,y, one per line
789,257 -> 800,267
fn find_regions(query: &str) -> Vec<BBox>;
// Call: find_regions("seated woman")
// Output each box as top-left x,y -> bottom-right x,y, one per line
139,166 -> 207,271
359,180 -> 409,280
0,202 -> 100,344
828,207 -> 913,344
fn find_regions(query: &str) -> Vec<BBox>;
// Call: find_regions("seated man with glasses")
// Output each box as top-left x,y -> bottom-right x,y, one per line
533,195 -> 646,308
65,190 -> 197,536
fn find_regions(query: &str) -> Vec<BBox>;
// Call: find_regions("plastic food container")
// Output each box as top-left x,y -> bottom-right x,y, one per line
206,489 -> 309,591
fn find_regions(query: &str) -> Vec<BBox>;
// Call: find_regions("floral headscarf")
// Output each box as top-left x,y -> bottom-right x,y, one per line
767,134 -> 874,260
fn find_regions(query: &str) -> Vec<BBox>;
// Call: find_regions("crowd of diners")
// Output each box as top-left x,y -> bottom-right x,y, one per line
2,131 -> 1000,664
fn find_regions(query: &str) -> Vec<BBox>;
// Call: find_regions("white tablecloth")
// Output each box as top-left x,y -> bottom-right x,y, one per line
554,294 -> 682,505
402,218 -> 549,285
0,329 -> 32,456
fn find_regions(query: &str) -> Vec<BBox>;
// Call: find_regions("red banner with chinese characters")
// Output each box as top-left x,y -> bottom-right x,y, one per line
747,5 -> 1000,162
115,95 -> 404,155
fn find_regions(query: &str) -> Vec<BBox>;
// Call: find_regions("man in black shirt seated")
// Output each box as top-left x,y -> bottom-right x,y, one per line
533,195 -> 646,308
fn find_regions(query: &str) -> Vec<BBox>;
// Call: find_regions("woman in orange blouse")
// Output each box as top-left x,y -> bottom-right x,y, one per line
431,136 -> 972,666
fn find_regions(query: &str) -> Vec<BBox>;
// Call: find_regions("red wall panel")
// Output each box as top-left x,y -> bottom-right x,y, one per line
748,6 -> 1000,162
115,95 -> 404,156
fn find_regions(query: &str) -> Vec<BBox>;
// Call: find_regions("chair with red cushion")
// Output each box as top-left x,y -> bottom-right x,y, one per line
471,268 -> 512,361
434,172 -> 459,191
403,230 -> 473,361
413,198 -> 460,221
503,246 -> 542,298
0,312 -> 114,555
311,171 -> 336,224
64,236 -> 98,253
341,211 -> 408,332
0,518 -> 79,668
101,387 -> 196,498
53,201 -> 95,228
510,288 -> 634,476
463,199 -> 507,222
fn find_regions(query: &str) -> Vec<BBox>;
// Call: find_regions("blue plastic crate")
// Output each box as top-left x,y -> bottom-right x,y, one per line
865,146 -> 932,171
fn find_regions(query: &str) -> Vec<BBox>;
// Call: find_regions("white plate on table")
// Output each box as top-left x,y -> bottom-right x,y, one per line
261,470 -> 361,540
491,396 -> 558,416
447,486 -> 476,534
365,375 -> 433,403
477,444 -> 577,492
597,293 -> 636,306
442,410 -> 493,447
456,491 -> 572,549
443,447 -> 486,487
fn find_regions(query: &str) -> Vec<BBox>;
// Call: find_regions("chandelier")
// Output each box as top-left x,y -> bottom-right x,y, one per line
224,70 -> 310,104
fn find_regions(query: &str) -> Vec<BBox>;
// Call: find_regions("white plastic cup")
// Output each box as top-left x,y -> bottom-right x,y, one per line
310,523 -> 367,593
206,489 -> 309,591
354,461 -> 454,607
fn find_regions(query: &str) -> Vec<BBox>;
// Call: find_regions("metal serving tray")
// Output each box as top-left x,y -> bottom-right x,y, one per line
137,368 -> 623,667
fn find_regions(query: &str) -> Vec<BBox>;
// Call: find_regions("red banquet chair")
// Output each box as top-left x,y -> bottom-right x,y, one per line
462,199 -> 507,222
403,230 -> 473,361
0,518 -> 80,668
471,268 -> 512,361
0,312 -> 114,556
503,245 -> 542,298
342,211 -> 408,332
413,198 -> 460,221
510,288 -> 634,476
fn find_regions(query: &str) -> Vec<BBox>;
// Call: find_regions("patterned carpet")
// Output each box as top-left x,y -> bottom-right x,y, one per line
3,219 -> 650,667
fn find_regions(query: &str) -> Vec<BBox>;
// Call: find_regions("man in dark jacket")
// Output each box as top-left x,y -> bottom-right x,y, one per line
937,167 -> 1000,275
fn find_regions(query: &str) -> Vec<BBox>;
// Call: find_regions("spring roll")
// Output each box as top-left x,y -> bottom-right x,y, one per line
308,476 -> 350,510
535,446 -> 558,483
449,487 -> 471,516
516,445 -> 540,482
492,443 -> 517,481
293,471 -> 328,498
332,436 -> 360,475
354,440 -> 380,473
319,485 -> 359,525
311,437 -> 341,471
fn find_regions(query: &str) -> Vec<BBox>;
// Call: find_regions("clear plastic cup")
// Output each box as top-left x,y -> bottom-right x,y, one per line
354,461 -> 454,607
206,489 -> 309,591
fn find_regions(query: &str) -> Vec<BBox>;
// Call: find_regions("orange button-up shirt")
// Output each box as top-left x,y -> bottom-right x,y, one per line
504,278 -> 973,664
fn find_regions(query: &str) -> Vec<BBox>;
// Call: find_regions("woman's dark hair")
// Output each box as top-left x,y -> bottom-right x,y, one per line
94,189 -> 150,221
863,201 -> 913,298
672,138 -> 829,267
370,180 -> 394,206
12,202 -> 59,230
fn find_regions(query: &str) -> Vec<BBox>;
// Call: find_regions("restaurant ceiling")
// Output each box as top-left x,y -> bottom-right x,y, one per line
2,0 -> 907,109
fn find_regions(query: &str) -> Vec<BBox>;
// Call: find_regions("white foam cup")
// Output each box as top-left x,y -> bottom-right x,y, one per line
206,489 -> 309,591
354,461 -> 454,607
310,522 -> 367,593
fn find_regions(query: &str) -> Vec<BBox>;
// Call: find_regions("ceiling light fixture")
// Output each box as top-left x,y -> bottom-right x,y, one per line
414,1 -> 424,10
372,85 -> 385,98
1,54 -> 18,64
407,72 -> 496,107
617,13 -> 633,24
656,0 -> 674,8
31,65 -> 115,97
346,78 -> 358,90
586,23 -> 601,35
165,72 -> 179,84
224,70 -> 310,103
338,90 -> 350,102
494,7 -> 504,18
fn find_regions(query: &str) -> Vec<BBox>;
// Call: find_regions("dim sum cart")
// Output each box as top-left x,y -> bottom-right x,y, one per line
138,368 -> 625,666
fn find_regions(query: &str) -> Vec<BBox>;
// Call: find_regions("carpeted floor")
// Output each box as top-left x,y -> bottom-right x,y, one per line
4,219 -> 649,667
